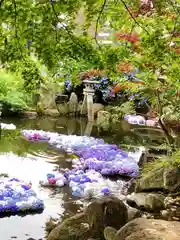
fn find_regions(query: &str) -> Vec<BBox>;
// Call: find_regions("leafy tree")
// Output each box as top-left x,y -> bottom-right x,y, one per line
0,0 -> 180,144
0,69 -> 28,115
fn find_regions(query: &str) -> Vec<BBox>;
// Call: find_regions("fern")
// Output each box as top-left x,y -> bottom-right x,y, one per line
142,150 -> 180,178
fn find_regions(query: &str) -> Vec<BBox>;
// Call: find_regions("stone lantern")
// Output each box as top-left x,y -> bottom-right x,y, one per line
81,79 -> 100,121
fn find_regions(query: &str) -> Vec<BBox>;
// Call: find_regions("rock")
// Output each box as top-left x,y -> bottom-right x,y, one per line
68,92 -> 78,116
36,101 -> 44,115
106,218 -> 180,240
161,196 -> 180,221
44,109 -> 60,117
56,103 -> 69,115
85,196 -> 128,231
55,94 -> 69,104
97,110 -> 110,130
45,218 -> 58,236
104,226 -> 117,240
161,210 -> 170,219
77,102 -> 82,114
144,193 -> 165,211
127,193 -> 165,212
136,166 -> 180,193
92,103 -> 104,117
127,206 -> 142,221
164,167 -> 180,192
47,197 -> 128,240
22,111 -> 38,118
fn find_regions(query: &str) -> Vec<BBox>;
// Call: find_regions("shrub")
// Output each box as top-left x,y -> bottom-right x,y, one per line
0,69 -> 28,116
109,101 -> 136,123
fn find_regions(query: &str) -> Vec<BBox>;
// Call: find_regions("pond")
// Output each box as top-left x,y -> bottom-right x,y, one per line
0,116 -> 167,240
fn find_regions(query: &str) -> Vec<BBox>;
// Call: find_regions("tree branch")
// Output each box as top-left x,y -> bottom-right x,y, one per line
126,23 -> 136,48
119,0 -> 150,35
12,0 -> 23,57
49,0 -> 85,56
0,0 -> 5,7
94,0 -> 107,45
168,0 -> 180,42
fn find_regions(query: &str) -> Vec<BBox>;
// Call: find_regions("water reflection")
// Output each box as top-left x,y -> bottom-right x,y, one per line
2,116 -> 167,148
0,116 -> 167,240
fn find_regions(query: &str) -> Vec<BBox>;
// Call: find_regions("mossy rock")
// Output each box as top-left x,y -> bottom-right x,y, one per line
36,101 -> 44,115
127,193 -> 165,212
109,218 -> 180,240
104,227 -> 117,240
47,213 -> 90,240
136,167 -> 180,193
47,197 -> 128,240
56,103 -> 69,115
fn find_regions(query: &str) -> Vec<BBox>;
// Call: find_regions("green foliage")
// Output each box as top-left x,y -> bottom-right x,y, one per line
163,105 -> 180,122
0,0 -> 180,120
142,150 -> 180,178
0,69 -> 28,114
9,57 -> 44,93
109,101 -> 136,123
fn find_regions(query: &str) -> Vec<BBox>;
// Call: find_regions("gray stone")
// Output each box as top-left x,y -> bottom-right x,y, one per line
136,166 -> 180,193
97,110 -> 110,130
44,109 -> 60,117
55,94 -> 69,104
162,196 -> 180,221
161,209 -> 170,220
127,206 -> 142,221
47,197 -> 128,240
68,92 -> 78,116
104,227 -> 117,240
110,218 -> 180,240
127,193 -> 165,212
56,103 -> 69,115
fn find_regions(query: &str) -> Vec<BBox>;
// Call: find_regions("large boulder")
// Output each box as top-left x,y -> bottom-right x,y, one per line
56,103 -> 69,115
68,92 -> 78,116
126,193 -> 165,212
104,218 -> 180,240
161,196 -> 180,221
47,197 -> 128,240
55,94 -> 69,115
136,166 -> 180,193
55,94 -> 69,104
127,206 -> 142,221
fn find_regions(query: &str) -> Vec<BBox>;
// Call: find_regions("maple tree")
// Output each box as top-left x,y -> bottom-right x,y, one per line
0,0 -> 180,134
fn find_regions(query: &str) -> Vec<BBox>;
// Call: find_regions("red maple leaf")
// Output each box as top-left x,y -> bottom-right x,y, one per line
116,33 -> 140,43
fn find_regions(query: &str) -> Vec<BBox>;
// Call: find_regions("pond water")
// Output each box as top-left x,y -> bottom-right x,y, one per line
0,116 -> 167,240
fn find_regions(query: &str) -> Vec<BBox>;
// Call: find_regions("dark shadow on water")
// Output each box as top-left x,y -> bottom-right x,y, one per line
1,116 -> 167,152
0,208 -> 44,218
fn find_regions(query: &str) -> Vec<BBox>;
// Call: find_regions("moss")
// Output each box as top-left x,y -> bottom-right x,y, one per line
47,197 -> 128,240
45,217 -> 58,236
36,101 -> 44,115
141,150 -> 180,180
136,167 -> 165,192
104,227 -> 117,240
